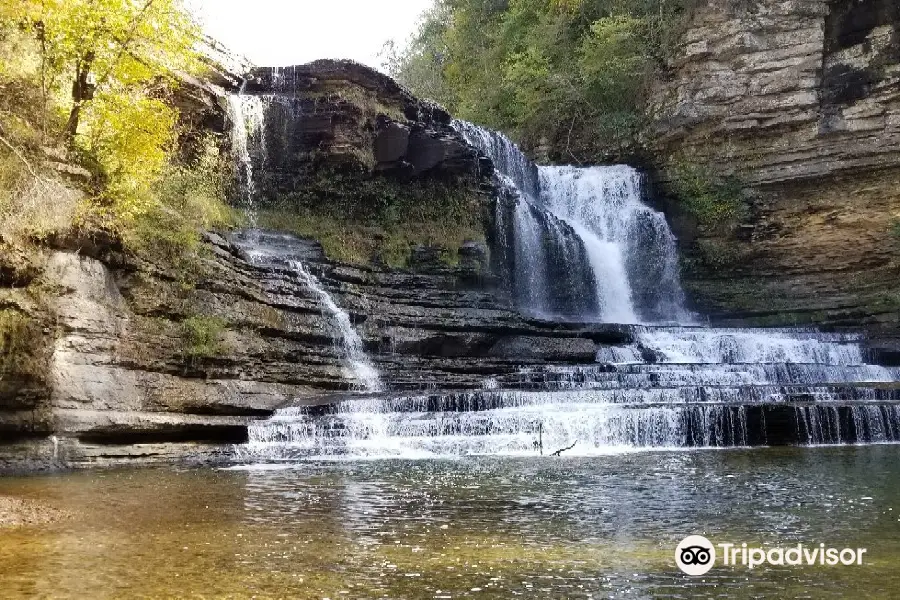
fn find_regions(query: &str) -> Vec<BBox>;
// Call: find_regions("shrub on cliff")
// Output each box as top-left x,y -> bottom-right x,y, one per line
668,161 -> 748,232
180,315 -> 227,362
0,308 -> 47,380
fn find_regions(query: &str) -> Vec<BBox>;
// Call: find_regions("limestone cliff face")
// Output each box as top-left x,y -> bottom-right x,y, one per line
650,0 -> 900,336
0,232 -> 629,469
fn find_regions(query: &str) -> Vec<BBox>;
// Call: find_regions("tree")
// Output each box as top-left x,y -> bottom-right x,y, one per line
2,0 -> 202,214
12,0 -> 199,142
389,0 -> 689,161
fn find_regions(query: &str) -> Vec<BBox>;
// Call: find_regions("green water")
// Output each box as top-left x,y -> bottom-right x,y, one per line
2,446 -> 900,598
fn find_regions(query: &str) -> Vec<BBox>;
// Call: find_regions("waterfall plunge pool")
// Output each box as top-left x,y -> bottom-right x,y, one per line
2,446 -> 900,598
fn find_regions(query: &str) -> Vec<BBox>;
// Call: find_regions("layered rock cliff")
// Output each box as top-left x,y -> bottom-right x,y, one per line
0,231 -> 631,469
650,0 -> 900,339
0,61 -> 630,468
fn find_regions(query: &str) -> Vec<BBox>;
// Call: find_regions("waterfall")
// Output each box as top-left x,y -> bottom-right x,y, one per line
226,97 -> 383,393
233,120 -> 900,463
226,93 -> 267,223
540,166 -> 690,323
455,120 -> 691,324
289,261 -> 382,392
241,325 -> 900,461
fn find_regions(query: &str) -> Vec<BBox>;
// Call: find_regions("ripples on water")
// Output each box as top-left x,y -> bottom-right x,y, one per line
1,447 -> 899,598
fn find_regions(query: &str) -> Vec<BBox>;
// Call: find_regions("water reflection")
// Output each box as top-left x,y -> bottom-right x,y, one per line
1,447 -> 899,598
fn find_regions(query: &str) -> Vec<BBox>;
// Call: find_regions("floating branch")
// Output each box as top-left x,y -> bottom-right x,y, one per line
551,441 -> 577,456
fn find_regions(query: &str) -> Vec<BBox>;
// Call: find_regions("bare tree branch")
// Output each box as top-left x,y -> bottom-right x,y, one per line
0,132 -> 39,180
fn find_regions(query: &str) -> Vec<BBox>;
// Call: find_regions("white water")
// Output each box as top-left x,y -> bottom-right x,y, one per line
242,323 -> 900,460
289,260 -> 382,392
226,93 -> 267,223
235,121 -> 900,462
634,327 -> 866,365
540,166 -> 691,323
454,120 -> 690,323
565,219 -> 637,323
226,97 -> 383,393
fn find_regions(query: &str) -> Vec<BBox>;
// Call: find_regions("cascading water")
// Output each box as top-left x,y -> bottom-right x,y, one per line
226,93 -> 267,224
242,324 -> 900,460
539,166 -> 690,323
226,93 -> 382,392
289,260 -> 382,392
236,119 -> 900,462
454,120 -> 690,324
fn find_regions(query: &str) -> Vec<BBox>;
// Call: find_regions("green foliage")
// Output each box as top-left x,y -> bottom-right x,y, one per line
891,218 -> 900,240
79,92 -> 177,214
669,162 -> 748,231
259,169 -> 485,267
0,309 -> 43,376
0,0 -> 227,269
180,315 -> 226,361
124,135 -> 241,263
385,0 -> 689,160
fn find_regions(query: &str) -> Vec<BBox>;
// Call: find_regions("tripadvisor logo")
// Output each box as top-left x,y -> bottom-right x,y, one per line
675,535 -> 868,575
676,535 -> 716,575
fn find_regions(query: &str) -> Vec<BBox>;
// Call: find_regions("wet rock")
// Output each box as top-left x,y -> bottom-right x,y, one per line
408,245 -> 449,272
374,120 -> 410,164
0,229 -> 653,468
459,240 -> 489,272
487,336 -> 598,363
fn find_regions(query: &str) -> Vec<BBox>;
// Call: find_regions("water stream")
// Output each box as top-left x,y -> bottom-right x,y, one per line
225,93 -> 267,225
226,94 -> 382,392
289,259 -> 382,392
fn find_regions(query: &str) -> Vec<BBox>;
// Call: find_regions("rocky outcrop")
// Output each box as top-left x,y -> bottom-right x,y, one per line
170,38 -> 247,161
650,0 -> 900,337
243,60 -> 489,187
0,59 -> 515,469
0,229 -> 636,469
230,59 -> 494,269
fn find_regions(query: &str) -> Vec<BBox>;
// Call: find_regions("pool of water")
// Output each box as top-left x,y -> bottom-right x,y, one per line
2,446 -> 899,598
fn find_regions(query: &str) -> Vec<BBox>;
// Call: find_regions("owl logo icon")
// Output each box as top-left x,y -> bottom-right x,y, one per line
676,535 -> 716,575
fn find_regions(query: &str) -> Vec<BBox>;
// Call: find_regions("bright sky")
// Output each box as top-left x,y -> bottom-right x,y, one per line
188,0 -> 432,72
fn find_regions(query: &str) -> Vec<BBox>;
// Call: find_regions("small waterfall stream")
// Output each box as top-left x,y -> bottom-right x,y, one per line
226,93 -> 267,224
289,260 -> 382,392
226,92 -> 382,392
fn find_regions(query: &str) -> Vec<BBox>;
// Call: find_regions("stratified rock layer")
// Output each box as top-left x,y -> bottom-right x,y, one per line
0,231 -> 633,469
650,0 -> 900,339
244,60 -> 489,185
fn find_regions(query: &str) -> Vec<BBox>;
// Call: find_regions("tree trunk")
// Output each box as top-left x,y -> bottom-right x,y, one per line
64,51 -> 95,142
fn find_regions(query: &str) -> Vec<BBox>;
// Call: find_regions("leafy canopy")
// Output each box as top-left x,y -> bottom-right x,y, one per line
2,0 -> 201,213
0,0 -> 235,260
385,0 -> 689,162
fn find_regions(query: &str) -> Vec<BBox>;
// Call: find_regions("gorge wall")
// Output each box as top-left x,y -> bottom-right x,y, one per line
650,0 -> 900,339
0,61 -> 630,468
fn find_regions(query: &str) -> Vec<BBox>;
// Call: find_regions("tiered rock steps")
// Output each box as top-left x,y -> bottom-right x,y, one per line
239,325 -> 900,461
